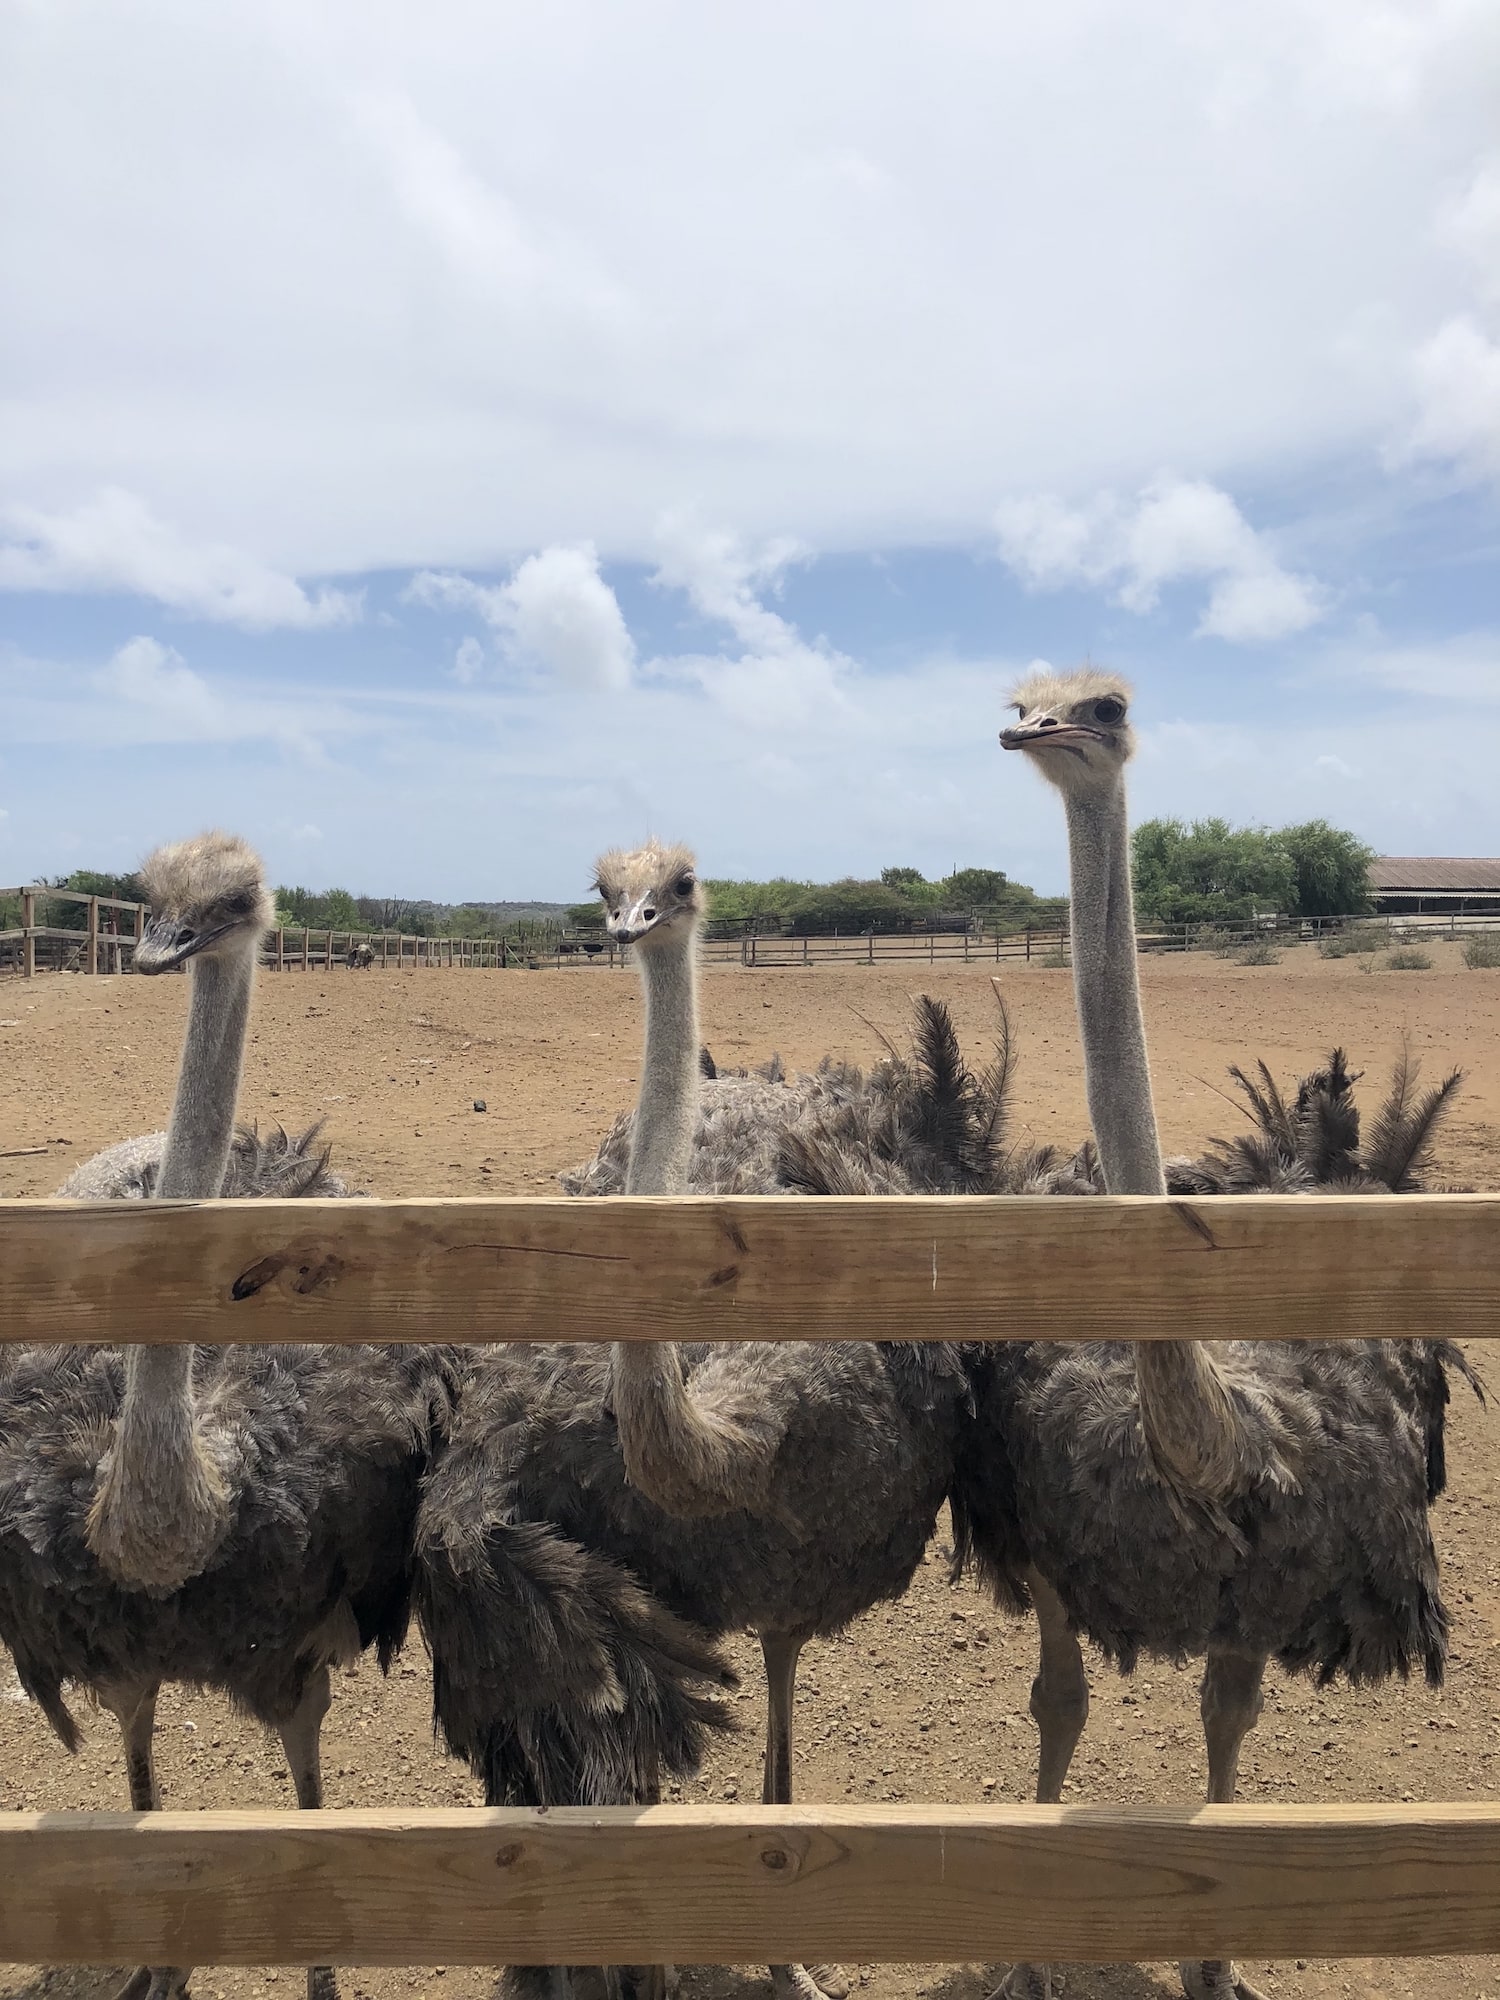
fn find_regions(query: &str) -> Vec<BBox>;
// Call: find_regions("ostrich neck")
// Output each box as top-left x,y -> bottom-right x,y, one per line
1065,786 -> 1243,1503
1063,792 -> 1163,1197
92,947 -> 252,1590
613,927 -> 756,1515
625,934 -> 699,1196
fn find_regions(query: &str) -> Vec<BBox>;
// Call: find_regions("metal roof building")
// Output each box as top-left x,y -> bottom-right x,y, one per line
1368,858 -> 1500,913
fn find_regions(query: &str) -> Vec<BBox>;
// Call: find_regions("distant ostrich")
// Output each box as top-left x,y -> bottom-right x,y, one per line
347,940 -> 375,970
948,670 -> 1478,2000
417,841 -> 970,2000
60,1118 -> 349,1201
0,831 -> 462,2000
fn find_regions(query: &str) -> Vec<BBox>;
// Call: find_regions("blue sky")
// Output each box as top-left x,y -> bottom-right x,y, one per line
3,2 -> 1499,901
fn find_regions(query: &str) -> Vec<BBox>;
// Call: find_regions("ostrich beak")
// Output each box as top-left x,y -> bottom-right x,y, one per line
134,914 -> 238,974
999,713 -> 1106,752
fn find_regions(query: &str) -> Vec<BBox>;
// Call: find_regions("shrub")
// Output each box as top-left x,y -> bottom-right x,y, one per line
1237,940 -> 1281,966
1189,926 -> 1238,957
1038,946 -> 1070,968
1386,948 -> 1433,971
1319,923 -> 1387,959
1462,934 -> 1500,969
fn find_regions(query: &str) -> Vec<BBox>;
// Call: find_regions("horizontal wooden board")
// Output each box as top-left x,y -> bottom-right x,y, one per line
2,1192 -> 1498,1347
3,1802 -> 1499,1965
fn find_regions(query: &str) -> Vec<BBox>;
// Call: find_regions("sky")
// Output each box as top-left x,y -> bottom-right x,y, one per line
2,0 -> 1499,901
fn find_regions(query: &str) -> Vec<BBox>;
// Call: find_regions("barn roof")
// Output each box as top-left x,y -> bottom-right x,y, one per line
1369,857 -> 1500,893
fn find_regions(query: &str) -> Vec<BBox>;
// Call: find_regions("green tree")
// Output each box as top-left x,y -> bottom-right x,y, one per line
942,867 -> 1010,906
786,879 -> 923,934
880,866 -> 927,892
322,887 -> 360,931
1278,819 -> 1374,918
1131,818 -> 1296,926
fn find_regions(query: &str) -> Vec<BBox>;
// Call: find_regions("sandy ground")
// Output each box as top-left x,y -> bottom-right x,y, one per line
3,944 -> 1500,2000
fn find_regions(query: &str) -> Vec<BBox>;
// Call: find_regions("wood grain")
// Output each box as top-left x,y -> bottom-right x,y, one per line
2,1803 -> 1498,1965
1,1192 -> 1497,1347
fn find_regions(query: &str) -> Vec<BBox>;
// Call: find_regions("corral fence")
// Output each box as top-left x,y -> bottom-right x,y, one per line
1,1190 -> 1498,1970
9,895 -> 1500,980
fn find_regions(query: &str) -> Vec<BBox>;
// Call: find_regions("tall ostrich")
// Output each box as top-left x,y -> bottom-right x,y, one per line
949,670 -> 1477,2000
416,841 -> 970,2000
0,831 -> 462,2000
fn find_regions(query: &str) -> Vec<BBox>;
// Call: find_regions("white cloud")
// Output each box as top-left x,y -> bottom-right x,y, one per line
0,490 -> 360,630
96,636 -> 227,733
1408,317 -> 1500,475
1,5 -> 1495,568
649,523 -> 852,730
452,635 -> 485,683
409,545 -> 635,690
996,479 -> 1325,642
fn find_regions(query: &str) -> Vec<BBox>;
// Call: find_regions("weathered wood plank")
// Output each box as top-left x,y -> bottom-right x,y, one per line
3,1803 -> 1499,1965
0,1193 -> 1497,1347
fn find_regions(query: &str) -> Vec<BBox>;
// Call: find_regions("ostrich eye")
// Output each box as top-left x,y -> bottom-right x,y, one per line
1093,696 -> 1125,726
675,875 -> 695,896
1014,704 -> 1028,719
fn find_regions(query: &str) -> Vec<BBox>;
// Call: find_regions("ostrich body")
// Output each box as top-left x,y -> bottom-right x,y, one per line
0,832 -> 461,2000
418,842 -> 968,2000
60,1119 -> 350,1202
952,671 -> 1474,2000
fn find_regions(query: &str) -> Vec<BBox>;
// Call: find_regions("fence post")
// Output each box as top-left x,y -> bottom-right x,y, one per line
20,891 -> 35,979
867,931 -> 874,964
1025,926 -> 1032,962
85,896 -> 99,975
301,928 -> 310,971
275,928 -> 284,972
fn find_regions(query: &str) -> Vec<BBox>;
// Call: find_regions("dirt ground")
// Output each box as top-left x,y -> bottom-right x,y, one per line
3,944 -> 1500,2000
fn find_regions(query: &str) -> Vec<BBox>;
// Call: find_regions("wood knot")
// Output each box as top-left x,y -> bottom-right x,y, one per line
704,1265 -> 740,1291
291,1256 -> 342,1296
760,1846 -> 790,1872
231,1256 -> 284,1301
494,1843 -> 524,1869
1170,1202 -> 1217,1251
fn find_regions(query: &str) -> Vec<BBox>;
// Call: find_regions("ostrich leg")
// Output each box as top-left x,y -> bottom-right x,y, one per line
100,1679 -> 189,2000
277,1665 -> 340,2000
763,1633 -> 849,2000
995,1572 -> 1091,2000
1180,1646 -> 1269,2000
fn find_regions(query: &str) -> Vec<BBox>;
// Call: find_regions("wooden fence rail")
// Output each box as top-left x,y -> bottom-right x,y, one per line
2,1193 -> 1497,1348
6,1802 -> 1500,1967
3,1191 -> 1499,1969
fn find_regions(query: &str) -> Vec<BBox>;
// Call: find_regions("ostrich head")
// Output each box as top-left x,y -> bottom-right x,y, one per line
136,830 -> 274,974
593,840 -> 703,951
999,668 -> 1136,801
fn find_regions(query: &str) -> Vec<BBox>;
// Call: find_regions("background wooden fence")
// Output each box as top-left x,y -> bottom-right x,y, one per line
7,891 -> 1500,979
0,1191 -> 1497,1966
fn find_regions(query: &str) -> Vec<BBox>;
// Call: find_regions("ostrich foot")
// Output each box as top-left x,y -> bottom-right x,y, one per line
771,1964 -> 849,2000
113,1971 -> 190,2000
308,1968 -> 340,2000
987,1964 -> 1056,2000
1181,1961 -> 1268,2000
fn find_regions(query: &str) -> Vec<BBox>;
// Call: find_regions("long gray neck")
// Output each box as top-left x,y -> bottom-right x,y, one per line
1064,789 -> 1164,1196
1065,784 -> 1245,1505
157,951 -> 253,1198
625,932 -> 699,1195
87,945 -> 253,1593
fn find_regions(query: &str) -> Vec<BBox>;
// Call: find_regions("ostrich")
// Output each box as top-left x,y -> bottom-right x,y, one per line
60,1118 -> 349,1201
416,840 -> 970,2000
347,941 -> 375,970
946,669 -> 1477,2000
0,831 -> 462,2000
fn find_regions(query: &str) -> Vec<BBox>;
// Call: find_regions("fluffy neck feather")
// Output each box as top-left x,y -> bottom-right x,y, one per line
625,933 -> 699,1196
1066,782 -> 1244,1504
86,947 -> 251,1592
